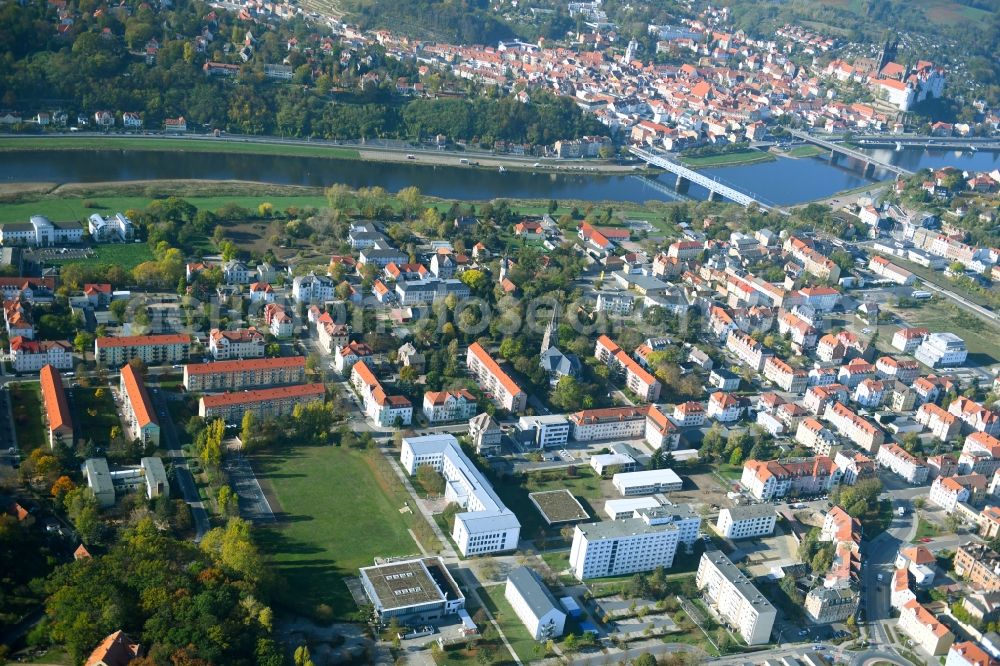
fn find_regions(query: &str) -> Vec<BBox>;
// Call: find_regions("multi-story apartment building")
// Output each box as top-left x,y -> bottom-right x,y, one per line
208,327 -> 265,360
94,333 -> 191,367
401,435 -> 520,556
822,402 -> 885,453
804,384 -> 850,415
916,333 -> 968,368
834,450 -> 876,485
353,362 -> 412,427
504,567 -> 566,641
466,343 -> 527,413
0,215 -> 84,246
949,397 -> 1000,437
518,415 -> 571,449
726,329 -> 772,372
198,383 -> 326,424
838,360 -> 877,388
954,544 -> 1000,592
696,550 -> 776,645
594,336 -> 661,402
946,642 -> 999,666
291,272 -> 335,303
892,327 -> 929,353
805,584 -> 858,624
569,406 -> 647,441
875,356 -> 921,385
898,600 -> 954,656
916,403 -> 961,442
876,444 -> 929,484
868,256 -> 915,285
783,236 -> 841,283
40,364 -> 73,448
9,337 -> 72,372
707,391 -> 743,422
929,474 -> 986,513
795,418 -> 839,456
119,363 -> 160,446
612,469 -> 683,495
740,457 -> 839,501
395,278 -> 470,306
716,505 -> 776,539
569,508 -> 681,580
672,401 -> 705,427
423,390 -> 478,423
777,311 -> 818,350
183,356 -> 306,392
852,379 -> 886,409
959,432 -> 1000,475
763,356 -> 808,393
469,413 -> 502,456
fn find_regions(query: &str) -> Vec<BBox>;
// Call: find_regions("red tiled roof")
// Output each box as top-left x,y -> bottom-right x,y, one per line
200,383 -> 325,408
120,363 -> 157,428
184,356 -> 305,375
96,334 -> 190,348
40,364 -> 73,434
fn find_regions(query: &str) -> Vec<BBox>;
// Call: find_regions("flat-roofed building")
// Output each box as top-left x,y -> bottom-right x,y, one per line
603,496 -> 661,520
400,435 -> 520,556
716,505 -> 776,539
40,364 -> 73,448
198,383 -> 326,424
505,567 -> 566,641
916,332 -> 968,368
466,343 -> 527,413
83,457 -> 115,507
183,356 -> 306,391
696,550 -> 776,645
95,333 -> 191,367
119,363 -> 160,446
359,556 -> 465,621
569,508 -> 681,580
612,468 -> 682,495
517,415 -> 570,449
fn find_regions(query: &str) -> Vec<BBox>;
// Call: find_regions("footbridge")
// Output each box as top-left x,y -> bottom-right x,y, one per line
629,146 -> 778,211
786,128 -> 913,177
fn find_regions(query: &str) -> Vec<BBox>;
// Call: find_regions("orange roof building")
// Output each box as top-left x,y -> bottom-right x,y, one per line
84,630 -> 140,666
119,363 -> 160,446
198,383 -> 326,424
40,364 -> 73,448
466,343 -> 526,413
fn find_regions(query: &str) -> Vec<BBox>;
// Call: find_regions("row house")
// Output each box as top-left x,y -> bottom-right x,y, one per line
9,337 -> 72,373
876,444 -> 929,484
782,236 -> 841,282
808,366 -> 840,387
709,306 -> 738,340
199,383 -> 326,424
795,417 -> 839,456
740,456 -> 839,501
949,397 -> 1000,437
916,403 -> 961,442
763,356 -> 808,393
777,310 -> 818,350
262,302 -> 293,338
898,600 -> 953,656
889,381 -> 917,412
208,327 -> 265,360
868,256 -> 915,285
594,335 -> 661,402
892,327 -> 929,353
334,341 -> 374,374
422,390 -> 478,423
4,300 -> 34,340
834,450 -> 876,485
927,454 -> 959,480
182,356 -> 306,392
875,356 -> 920,385
725,329 -> 772,372
40,364 -> 73,448
0,277 -> 55,303
959,432 -> 1000,475
913,374 -> 956,405
955,543 -> 1000,592
929,474 -> 986,513
852,379 -> 886,409
94,334 -> 191,367
467,342 -> 527,413
822,401 -> 884,453
351,361 -> 413,427
837,359 -> 876,388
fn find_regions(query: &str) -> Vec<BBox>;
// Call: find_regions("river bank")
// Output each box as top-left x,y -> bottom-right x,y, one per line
0,134 -> 647,175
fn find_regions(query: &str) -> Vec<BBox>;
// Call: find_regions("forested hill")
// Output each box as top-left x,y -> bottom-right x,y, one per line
348,0 -> 514,44
0,0 -> 603,144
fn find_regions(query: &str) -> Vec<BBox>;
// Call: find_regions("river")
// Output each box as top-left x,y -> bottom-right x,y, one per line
1,145 -> 996,205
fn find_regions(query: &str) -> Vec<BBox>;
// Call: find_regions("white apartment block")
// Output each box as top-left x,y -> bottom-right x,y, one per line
764,356 -> 808,393
741,457 -> 840,501
726,329 -> 772,372
876,444 -> 929,484
423,390 -> 478,423
696,550 -> 776,645
946,642 -> 998,666
822,401 -> 885,453
929,476 -> 973,513
119,363 -> 160,447
569,508 -> 681,580
892,327 -> 929,353
352,362 -> 413,427
466,343 -> 527,413
504,567 -> 566,641
716,505 -> 776,539
401,435 -> 520,556
208,327 -> 265,360
9,338 -> 72,372
595,291 -> 635,315
183,356 -> 306,392
795,418 -> 839,456
915,332 -> 968,368
292,272 -> 335,303
0,215 -> 84,246
960,432 -> 1000,475
87,212 -> 134,242
569,406 -> 646,441
898,600 -> 954,656
603,497 -> 660,520
94,334 -> 191,367
517,415 -> 571,449
916,403 -> 961,442
612,468 -> 682,496
869,256 -> 915,285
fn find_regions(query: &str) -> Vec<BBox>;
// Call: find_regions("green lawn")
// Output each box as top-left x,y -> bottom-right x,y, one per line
254,445 -> 433,620
678,150 -> 775,169
888,296 -> 1000,365
39,243 -> 154,270
477,584 -> 548,663
492,468 -> 604,541
10,382 -> 46,453
785,145 -> 826,158
72,387 -> 120,446
0,136 -> 360,160
912,517 -> 940,542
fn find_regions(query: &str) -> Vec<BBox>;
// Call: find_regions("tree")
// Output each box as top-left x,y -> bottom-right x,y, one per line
63,487 -> 101,544
50,475 -> 75,504
416,465 -> 445,495
498,338 -> 522,360
74,331 -> 94,355
459,268 -> 488,292
109,299 -> 129,323
240,411 -> 255,449
729,447 -> 744,466
397,186 -> 423,218
634,654 -> 657,666
217,485 -> 238,517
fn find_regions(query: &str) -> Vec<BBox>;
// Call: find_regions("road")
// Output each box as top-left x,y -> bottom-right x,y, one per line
152,389 -> 210,541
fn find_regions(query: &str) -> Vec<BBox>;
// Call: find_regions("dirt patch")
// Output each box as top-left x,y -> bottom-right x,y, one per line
670,471 -> 733,511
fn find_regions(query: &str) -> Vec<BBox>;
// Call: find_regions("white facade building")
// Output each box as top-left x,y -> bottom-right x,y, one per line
915,333 -> 968,368
504,567 -> 566,641
569,508 -> 682,580
716,505 -> 777,539
612,468 -> 682,495
400,435 -> 520,556
696,550 -> 776,645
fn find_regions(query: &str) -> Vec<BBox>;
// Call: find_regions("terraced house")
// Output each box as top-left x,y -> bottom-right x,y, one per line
183,356 -> 306,392
740,456 -> 840,501
94,333 -> 192,367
